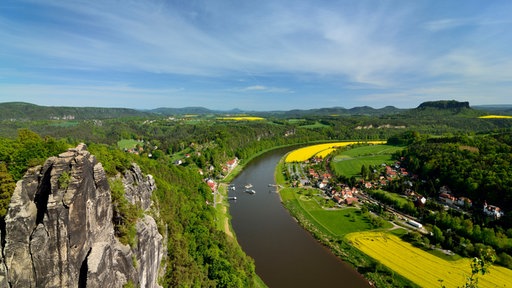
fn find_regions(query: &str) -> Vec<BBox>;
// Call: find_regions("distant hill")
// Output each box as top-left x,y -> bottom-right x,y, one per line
473,104 -> 512,115
149,107 -> 216,116
4,100 -> 506,120
0,102 -> 151,120
401,100 -> 484,118
255,106 -> 404,118
149,106 -> 405,117
416,100 -> 470,110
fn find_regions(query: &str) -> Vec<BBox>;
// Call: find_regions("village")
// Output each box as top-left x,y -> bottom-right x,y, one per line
284,155 -> 505,231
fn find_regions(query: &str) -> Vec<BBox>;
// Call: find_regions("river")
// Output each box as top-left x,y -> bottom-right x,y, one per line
228,148 -> 370,288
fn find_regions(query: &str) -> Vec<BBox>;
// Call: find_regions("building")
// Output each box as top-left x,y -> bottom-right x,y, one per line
484,202 -> 504,219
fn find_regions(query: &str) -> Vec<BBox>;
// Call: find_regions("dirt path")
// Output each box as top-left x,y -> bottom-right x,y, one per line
222,204 -> 234,238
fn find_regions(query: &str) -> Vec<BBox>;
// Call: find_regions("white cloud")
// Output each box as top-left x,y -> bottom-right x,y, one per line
238,85 -> 293,93
2,0 -> 512,109
423,18 -> 474,32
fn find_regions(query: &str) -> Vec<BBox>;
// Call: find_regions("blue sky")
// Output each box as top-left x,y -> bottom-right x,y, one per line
1,0 -> 511,111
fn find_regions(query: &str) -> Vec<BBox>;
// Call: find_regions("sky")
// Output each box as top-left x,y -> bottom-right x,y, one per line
1,0 -> 511,111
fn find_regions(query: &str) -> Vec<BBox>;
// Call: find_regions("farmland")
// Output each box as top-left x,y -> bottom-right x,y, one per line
348,232 -> 512,287
285,141 -> 386,163
217,116 -> 265,121
478,115 -> 512,119
331,144 -> 403,178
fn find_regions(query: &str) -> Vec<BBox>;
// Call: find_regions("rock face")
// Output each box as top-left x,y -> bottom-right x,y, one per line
0,144 -> 163,288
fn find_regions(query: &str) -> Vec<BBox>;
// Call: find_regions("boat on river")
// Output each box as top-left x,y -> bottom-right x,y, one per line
245,189 -> 256,194
244,183 -> 253,189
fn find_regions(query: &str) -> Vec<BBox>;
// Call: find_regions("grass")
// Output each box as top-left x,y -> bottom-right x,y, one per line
285,141 -> 386,163
117,139 -> 140,150
347,232 -> 512,288
371,189 -> 411,207
279,186 -> 391,238
50,121 -> 79,127
299,121 -> 330,129
214,183 -> 233,237
331,144 -> 403,177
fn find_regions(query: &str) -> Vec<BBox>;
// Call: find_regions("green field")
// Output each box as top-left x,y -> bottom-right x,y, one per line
117,139 -> 140,150
279,187 -> 391,238
331,144 -> 403,177
50,121 -> 79,127
299,121 -> 330,129
371,189 -> 411,207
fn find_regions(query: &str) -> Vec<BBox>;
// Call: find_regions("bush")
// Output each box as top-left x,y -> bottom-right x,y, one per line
58,172 -> 71,189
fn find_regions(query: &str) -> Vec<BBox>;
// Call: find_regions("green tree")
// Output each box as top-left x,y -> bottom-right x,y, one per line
0,163 -> 16,217
432,225 -> 445,245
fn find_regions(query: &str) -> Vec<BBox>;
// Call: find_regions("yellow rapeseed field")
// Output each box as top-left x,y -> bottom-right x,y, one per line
347,232 -> 512,287
285,141 -> 386,163
217,116 -> 265,121
479,115 -> 512,119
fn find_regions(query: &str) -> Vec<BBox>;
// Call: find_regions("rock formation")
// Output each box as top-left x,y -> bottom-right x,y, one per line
0,144 -> 163,288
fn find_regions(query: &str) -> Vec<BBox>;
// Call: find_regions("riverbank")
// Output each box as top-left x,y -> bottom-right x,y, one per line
274,156 -> 418,287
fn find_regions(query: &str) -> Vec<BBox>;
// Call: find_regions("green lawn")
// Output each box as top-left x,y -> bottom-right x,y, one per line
309,208 -> 375,236
331,144 -> 403,177
117,139 -> 140,150
50,121 -> 79,127
371,189 -> 411,207
335,144 -> 402,157
280,186 -> 391,238
299,121 -> 330,129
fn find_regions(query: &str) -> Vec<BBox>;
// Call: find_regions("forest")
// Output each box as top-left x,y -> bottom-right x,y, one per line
391,132 -> 512,269
1,101 -> 512,286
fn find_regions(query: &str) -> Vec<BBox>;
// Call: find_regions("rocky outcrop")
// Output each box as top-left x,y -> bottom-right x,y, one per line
0,144 -> 163,288
417,100 -> 471,110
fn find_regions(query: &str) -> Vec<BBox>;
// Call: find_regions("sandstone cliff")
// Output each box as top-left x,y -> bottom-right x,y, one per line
0,144 -> 163,288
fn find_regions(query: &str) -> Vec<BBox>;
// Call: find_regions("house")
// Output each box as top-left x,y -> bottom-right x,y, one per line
385,166 -> 397,177
484,202 -> 504,219
206,179 -> 217,192
345,197 -> 358,205
439,186 -> 452,195
439,193 -> 456,205
456,197 -> 472,208
415,196 -> 427,207
318,179 -> 329,189
341,187 -> 353,199
226,157 -> 238,171
333,195 -> 343,204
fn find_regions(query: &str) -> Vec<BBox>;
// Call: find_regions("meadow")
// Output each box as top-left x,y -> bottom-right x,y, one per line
279,186 -> 392,238
285,141 -> 386,163
348,232 -> 512,287
117,139 -> 140,150
331,144 -> 403,177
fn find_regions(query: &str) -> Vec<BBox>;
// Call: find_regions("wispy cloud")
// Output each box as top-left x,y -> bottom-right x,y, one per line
1,0 -> 512,109
239,85 -> 293,93
423,18 -> 475,32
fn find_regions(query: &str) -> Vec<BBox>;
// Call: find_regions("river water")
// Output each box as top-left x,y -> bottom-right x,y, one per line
228,148 -> 370,288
